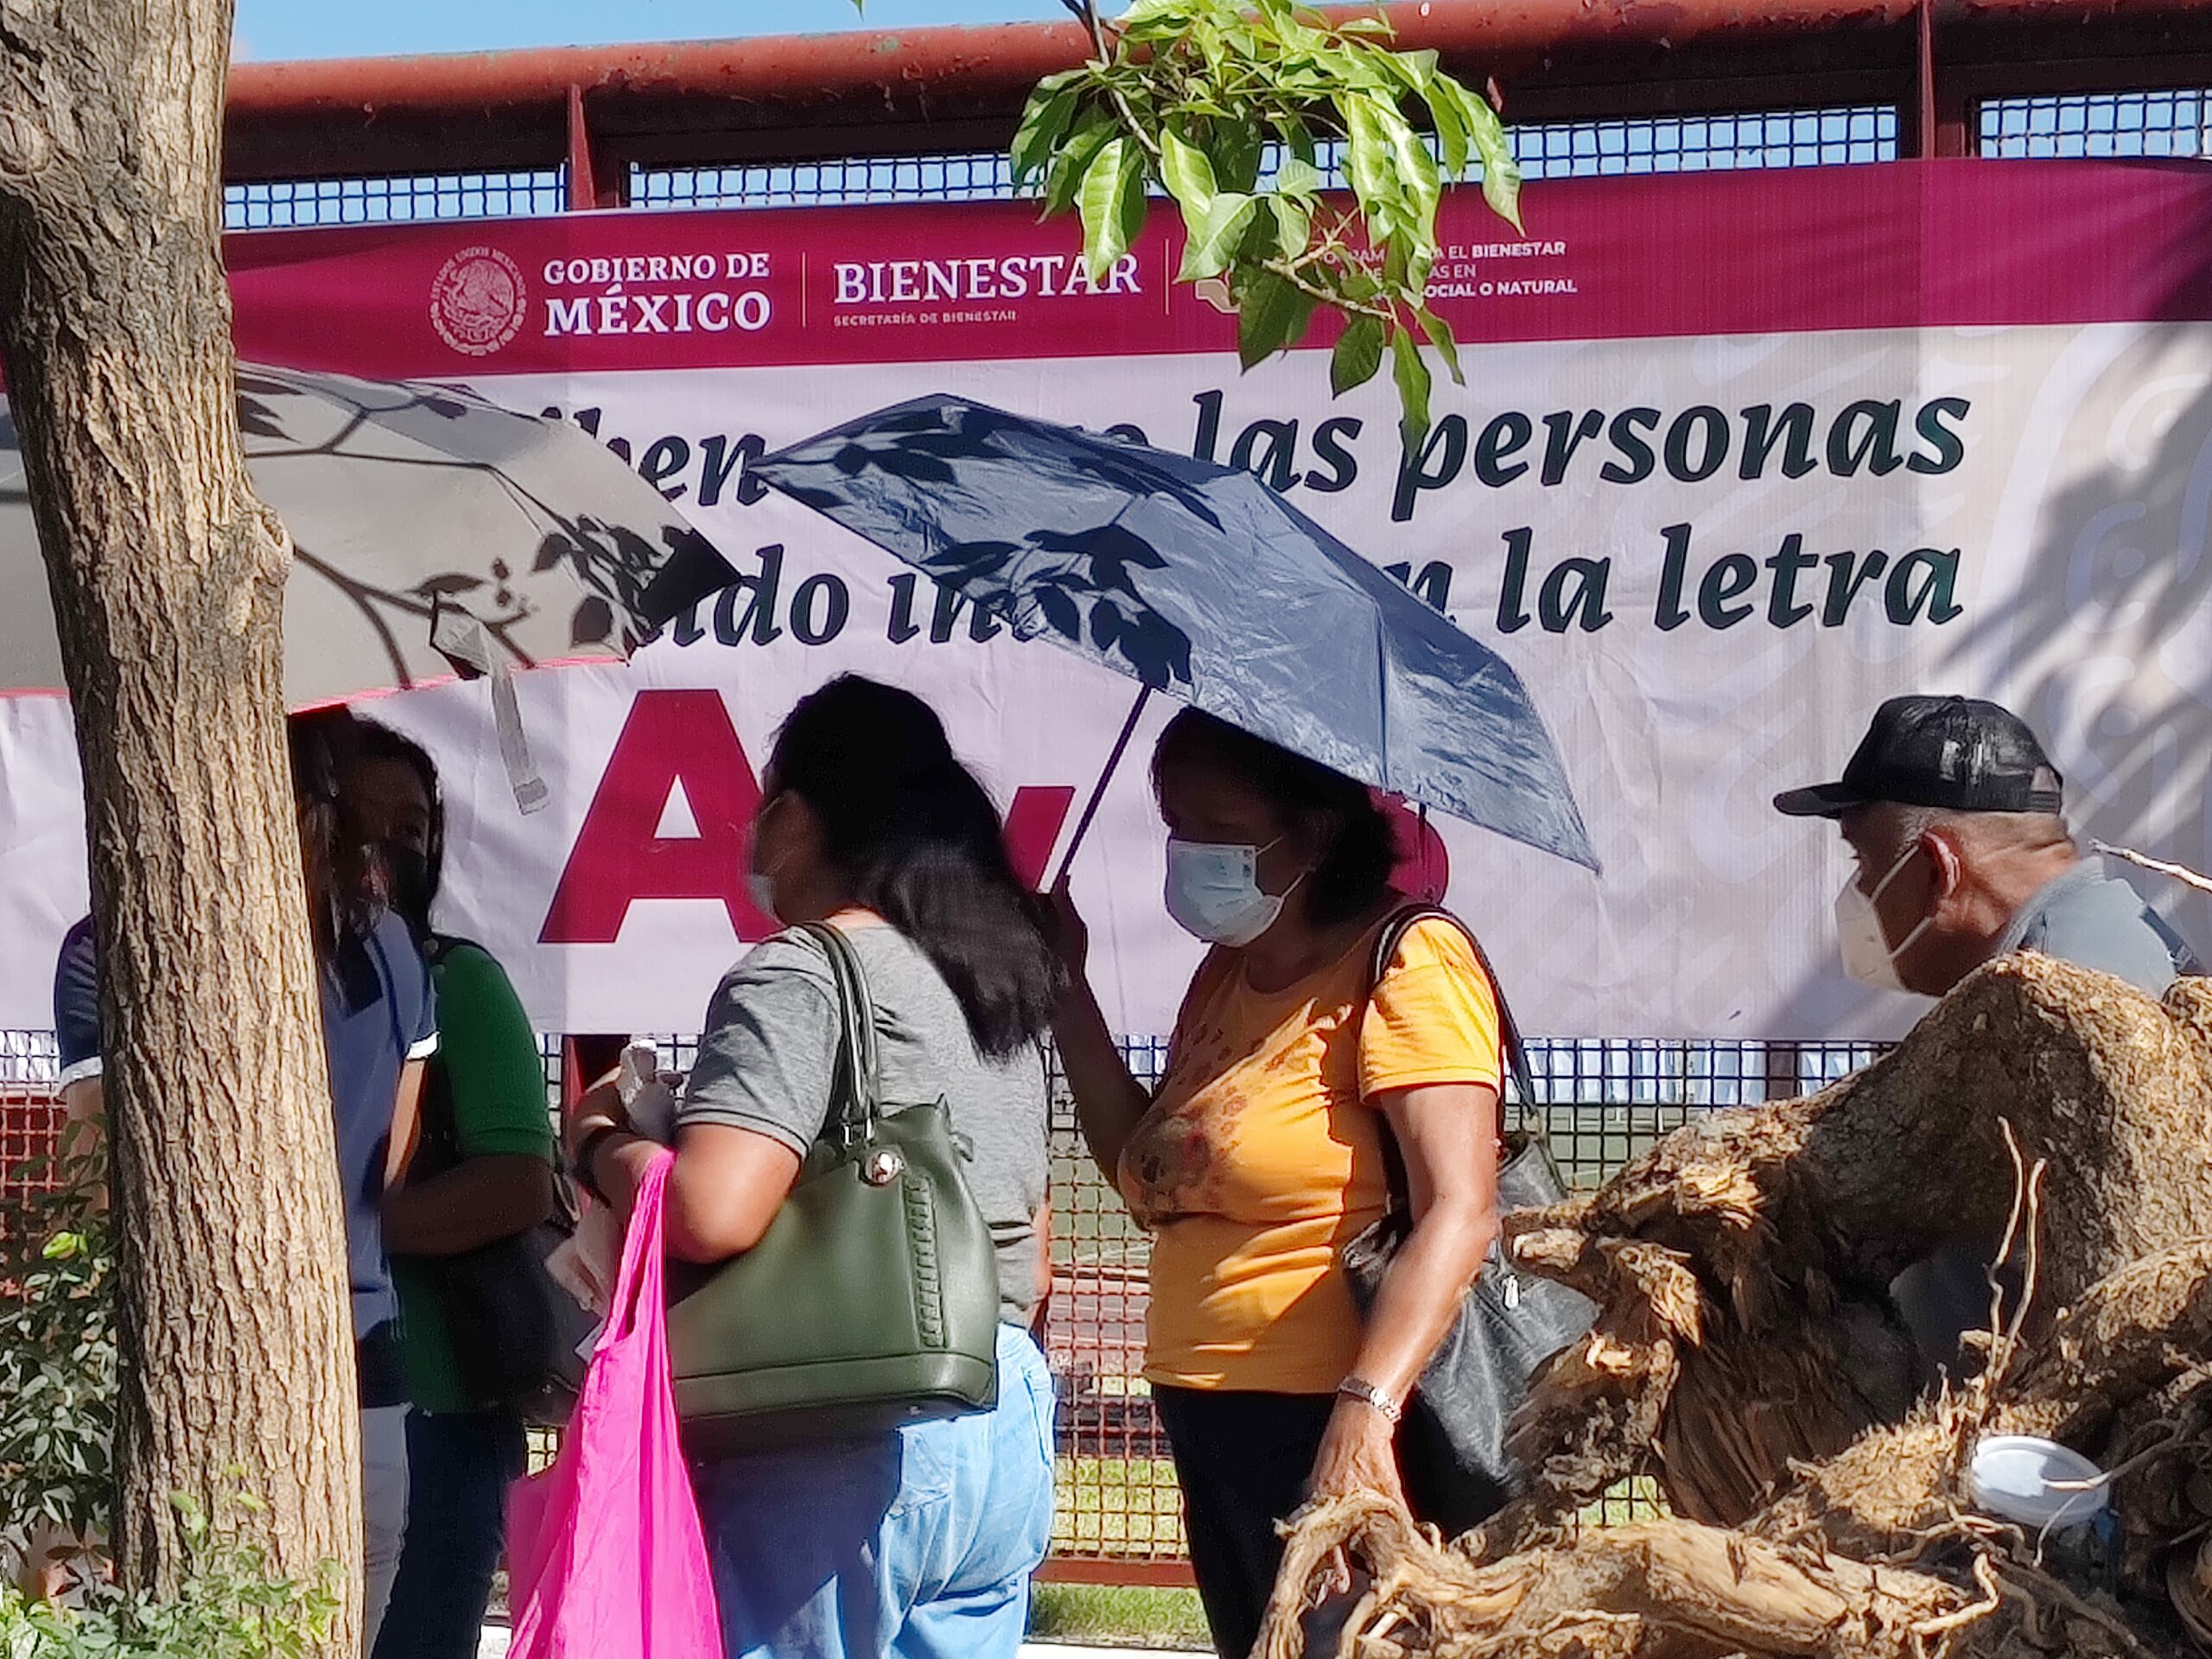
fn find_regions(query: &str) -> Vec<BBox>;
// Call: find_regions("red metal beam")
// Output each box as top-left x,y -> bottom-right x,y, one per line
226,22 -> 1096,123
1033,1555 -> 1198,1588
221,0 -> 2212,124
219,0 -> 2212,183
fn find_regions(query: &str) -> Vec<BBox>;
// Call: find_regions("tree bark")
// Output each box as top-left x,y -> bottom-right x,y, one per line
1502,955 -> 2212,1526
0,0 -> 358,1643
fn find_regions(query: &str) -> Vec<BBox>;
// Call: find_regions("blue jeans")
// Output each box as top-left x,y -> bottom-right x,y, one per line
693,1324 -> 1057,1659
370,1408 -> 527,1659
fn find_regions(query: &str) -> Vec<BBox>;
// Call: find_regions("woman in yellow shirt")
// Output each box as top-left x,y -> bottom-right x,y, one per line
1052,710 -> 1503,1659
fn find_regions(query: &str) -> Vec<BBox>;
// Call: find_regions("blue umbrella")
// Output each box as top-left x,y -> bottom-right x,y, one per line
754,394 -> 1598,873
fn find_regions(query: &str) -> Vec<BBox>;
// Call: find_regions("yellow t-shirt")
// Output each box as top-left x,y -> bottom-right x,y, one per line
1121,915 -> 1503,1393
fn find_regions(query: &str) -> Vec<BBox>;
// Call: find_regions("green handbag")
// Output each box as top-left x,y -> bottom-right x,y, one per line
664,921 -> 1002,1457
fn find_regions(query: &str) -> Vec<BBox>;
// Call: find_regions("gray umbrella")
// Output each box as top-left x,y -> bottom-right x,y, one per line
0,364 -> 735,705
754,394 -> 1597,871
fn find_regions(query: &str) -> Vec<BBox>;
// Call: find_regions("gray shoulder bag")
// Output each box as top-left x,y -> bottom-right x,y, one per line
1339,904 -> 1597,1535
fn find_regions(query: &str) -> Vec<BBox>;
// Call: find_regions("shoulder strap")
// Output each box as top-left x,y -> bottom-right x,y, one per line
796,921 -> 883,1147
1366,903 -> 1538,1108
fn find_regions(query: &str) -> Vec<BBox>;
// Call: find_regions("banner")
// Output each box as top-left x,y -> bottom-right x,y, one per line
5,158 -> 2212,1040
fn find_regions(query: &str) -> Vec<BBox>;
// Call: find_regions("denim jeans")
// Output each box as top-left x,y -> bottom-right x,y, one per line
692,1324 -> 1057,1659
372,1408 -> 528,1659
359,1403 -> 411,1656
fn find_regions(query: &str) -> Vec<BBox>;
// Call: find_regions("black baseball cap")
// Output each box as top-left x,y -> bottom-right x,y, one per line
1774,696 -> 2065,819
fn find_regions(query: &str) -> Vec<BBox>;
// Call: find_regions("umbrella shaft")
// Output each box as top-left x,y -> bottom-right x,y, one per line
1051,685 -> 1152,890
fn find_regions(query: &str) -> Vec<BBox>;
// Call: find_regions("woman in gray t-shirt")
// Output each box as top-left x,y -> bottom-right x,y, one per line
566,675 -> 1062,1659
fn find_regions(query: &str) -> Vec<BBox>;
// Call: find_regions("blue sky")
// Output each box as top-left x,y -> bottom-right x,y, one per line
232,1 -> 1069,62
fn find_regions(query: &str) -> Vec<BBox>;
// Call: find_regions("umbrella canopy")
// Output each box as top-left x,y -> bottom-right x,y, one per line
0,365 -> 735,704
755,395 -> 1598,871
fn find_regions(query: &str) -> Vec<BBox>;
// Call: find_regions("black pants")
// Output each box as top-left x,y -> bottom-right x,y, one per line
1153,1385 -> 1336,1659
372,1408 -> 528,1659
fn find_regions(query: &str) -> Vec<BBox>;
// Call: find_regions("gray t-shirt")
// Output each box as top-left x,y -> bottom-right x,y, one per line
677,921 -> 1048,1325
1992,857 -> 2201,995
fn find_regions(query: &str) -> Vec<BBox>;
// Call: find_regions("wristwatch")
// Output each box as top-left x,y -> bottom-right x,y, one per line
1336,1375 -> 1403,1424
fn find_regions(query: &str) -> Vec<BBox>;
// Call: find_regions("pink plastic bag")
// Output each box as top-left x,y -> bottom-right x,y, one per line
507,1152 -> 721,1658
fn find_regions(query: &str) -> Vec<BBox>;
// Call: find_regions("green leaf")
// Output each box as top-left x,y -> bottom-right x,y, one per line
1274,156 -> 1324,199
1375,96 -> 1442,228
1113,147 -> 1150,276
1042,111 -> 1116,216
1236,270 -> 1318,370
1214,119 -> 1264,194
1342,95 -> 1402,219
1012,84 -> 1082,185
1391,327 -> 1433,448
1414,305 -> 1464,385
1176,191 -> 1255,281
1452,79 -> 1525,232
1427,79 -> 1471,177
1077,137 -> 1146,282
1389,47 -> 1440,92
1267,193 -> 1311,262
1159,127 -> 1217,225
1331,315 -> 1386,395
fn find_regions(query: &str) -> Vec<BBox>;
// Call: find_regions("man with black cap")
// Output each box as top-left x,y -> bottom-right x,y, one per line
1776,694 -> 2196,1001
1777,694 -> 2200,1370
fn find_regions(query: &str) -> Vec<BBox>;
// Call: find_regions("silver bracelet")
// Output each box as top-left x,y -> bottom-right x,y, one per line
1336,1375 -> 1403,1424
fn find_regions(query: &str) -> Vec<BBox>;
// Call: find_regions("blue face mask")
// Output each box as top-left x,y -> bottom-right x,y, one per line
1163,836 -> 1302,947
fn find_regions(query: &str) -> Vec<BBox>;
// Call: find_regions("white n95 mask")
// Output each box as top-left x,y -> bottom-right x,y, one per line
1834,846 -> 1933,990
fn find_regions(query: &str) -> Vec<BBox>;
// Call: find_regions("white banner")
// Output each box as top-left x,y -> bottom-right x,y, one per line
5,167 -> 2210,1040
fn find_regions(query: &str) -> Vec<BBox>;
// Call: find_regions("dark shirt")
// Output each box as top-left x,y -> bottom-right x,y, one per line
52,916 -> 100,1087
50,911 -> 437,1339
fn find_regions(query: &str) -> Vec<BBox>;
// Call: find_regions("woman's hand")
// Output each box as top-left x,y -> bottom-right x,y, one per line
1307,1395 -> 1407,1510
1040,879 -> 1091,982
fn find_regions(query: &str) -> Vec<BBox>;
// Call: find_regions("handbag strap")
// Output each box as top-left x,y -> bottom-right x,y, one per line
795,921 -> 883,1148
1360,904 -> 1538,1217
1365,904 -> 1538,1108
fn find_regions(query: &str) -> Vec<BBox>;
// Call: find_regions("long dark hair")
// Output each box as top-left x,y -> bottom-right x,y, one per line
1151,709 -> 1395,927
768,676 -> 1062,1058
288,708 -> 387,967
353,717 -> 448,917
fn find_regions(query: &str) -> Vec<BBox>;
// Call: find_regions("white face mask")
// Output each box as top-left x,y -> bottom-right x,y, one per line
744,799 -> 783,923
1834,844 -> 1934,990
1164,836 -> 1302,947
746,868 -> 780,923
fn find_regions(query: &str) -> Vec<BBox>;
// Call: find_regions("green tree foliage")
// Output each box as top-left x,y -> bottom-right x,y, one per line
0,1137 -> 333,1655
0,1121 -> 115,1545
0,1491 -> 339,1658
1013,0 -> 1522,444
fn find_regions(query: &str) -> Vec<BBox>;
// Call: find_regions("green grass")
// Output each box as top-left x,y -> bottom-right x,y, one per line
1029,1584 -> 1211,1649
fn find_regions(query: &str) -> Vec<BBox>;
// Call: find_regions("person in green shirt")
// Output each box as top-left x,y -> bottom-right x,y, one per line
347,720 -> 557,1659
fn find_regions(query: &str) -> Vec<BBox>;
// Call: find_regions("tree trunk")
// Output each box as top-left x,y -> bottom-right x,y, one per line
0,0 -> 359,1643
1503,955 -> 2212,1527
